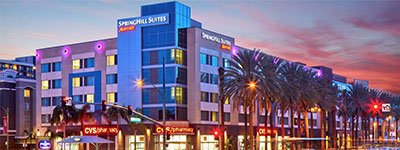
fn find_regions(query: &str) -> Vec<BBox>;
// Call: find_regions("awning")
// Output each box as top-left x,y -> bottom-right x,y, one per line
58,136 -> 113,150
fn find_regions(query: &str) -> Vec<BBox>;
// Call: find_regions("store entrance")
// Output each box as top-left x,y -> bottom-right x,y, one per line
155,135 -> 190,150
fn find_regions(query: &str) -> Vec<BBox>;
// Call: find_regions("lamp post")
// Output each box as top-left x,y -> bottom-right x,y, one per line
136,57 -> 166,150
0,106 -> 9,150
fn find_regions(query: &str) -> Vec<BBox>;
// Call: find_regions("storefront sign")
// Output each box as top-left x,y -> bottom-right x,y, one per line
382,103 -> 391,112
118,13 -> 169,33
38,140 -> 51,149
201,32 -> 232,50
130,117 -> 141,123
83,126 -> 119,135
257,128 -> 277,136
155,126 -> 194,134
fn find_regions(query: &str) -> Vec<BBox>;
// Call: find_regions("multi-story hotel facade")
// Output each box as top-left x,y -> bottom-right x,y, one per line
36,1 -> 362,150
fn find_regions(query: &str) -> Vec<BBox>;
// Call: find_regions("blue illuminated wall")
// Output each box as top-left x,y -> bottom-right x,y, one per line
69,71 -> 101,110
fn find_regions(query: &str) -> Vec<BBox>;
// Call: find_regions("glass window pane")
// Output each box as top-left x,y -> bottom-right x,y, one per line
211,56 -> 218,66
72,77 -> 81,87
24,89 -> 30,97
200,72 -> 209,83
86,94 -> 94,103
201,111 -> 209,121
42,80 -> 49,89
72,59 -> 81,70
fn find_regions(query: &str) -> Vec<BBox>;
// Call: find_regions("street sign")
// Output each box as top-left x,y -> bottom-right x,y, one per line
130,117 -> 141,123
38,140 -> 51,149
382,103 -> 391,112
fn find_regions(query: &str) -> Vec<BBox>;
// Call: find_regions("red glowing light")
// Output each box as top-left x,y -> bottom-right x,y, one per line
366,98 -> 383,116
220,44 -> 231,50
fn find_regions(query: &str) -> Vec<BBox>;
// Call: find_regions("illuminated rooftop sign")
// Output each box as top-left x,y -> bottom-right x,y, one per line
201,32 -> 232,46
118,13 -> 169,33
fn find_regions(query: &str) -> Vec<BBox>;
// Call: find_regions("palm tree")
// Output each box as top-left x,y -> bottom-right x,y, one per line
76,104 -> 93,129
392,96 -> 400,141
258,55 -> 284,144
50,103 -> 78,138
348,83 -> 369,145
221,49 -> 264,150
338,89 -> 351,149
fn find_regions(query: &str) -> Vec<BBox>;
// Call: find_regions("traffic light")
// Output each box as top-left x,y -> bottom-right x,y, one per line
101,100 -> 107,111
373,104 -> 378,110
213,131 -> 219,140
127,105 -> 133,116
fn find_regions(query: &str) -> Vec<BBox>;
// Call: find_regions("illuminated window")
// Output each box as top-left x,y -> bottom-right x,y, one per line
211,111 -> 218,121
176,49 -> 183,65
224,97 -> 230,104
107,93 -> 117,103
41,80 -> 49,90
106,55 -> 116,66
13,65 -> 17,70
72,77 -> 81,87
176,87 -> 183,104
4,64 -> 9,68
85,94 -> 94,103
210,93 -> 218,103
72,59 -> 81,70
24,89 -> 30,97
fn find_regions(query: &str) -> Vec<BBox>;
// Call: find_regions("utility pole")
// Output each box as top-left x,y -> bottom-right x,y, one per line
162,57 -> 166,150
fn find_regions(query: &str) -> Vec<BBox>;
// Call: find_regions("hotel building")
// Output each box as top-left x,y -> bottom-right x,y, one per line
36,1 -> 361,150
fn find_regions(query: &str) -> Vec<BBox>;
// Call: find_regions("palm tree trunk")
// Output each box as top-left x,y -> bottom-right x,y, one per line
249,102 -> 254,150
264,101 -> 269,149
297,110 -> 301,138
290,106 -> 295,137
332,109 -> 337,149
303,110 -> 310,149
310,111 -> 314,138
382,119 -> 386,142
270,103 -> 276,150
321,109 -> 326,149
355,115 -> 359,146
344,114 -> 347,150
220,98 -> 225,150
396,118 -> 399,142
388,118 -> 391,140
134,126 -> 137,150
244,103 -> 248,150
280,107 -> 285,150
351,116 -> 355,146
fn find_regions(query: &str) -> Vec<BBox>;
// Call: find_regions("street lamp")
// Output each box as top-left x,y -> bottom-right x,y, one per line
0,106 -> 9,150
248,82 -> 256,88
136,57 -> 166,150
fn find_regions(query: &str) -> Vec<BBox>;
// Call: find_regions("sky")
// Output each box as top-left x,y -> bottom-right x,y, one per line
1,0 -> 399,94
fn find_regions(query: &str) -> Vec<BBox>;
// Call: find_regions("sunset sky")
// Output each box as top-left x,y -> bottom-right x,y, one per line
1,0 -> 399,94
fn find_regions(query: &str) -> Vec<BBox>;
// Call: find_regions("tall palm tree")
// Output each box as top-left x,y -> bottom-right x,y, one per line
348,83 -> 369,145
221,49 -> 264,150
338,89 -> 352,149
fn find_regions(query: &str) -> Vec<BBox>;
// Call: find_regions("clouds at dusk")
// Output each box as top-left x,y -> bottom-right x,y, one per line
1,0 -> 399,94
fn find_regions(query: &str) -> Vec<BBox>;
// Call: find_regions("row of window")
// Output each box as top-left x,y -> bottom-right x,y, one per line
72,58 -> 95,70
1,63 -> 34,72
72,76 -> 94,87
142,67 -> 186,84
200,92 -> 230,104
143,107 -> 187,121
143,87 -> 187,104
41,62 -> 61,73
200,53 -> 231,68
200,72 -> 218,84
142,49 -> 186,66
201,111 -> 230,122
41,97 -> 62,106
41,79 -> 62,90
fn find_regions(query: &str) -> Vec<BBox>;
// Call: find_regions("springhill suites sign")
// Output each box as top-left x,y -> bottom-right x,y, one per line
201,32 -> 232,46
118,13 -> 169,33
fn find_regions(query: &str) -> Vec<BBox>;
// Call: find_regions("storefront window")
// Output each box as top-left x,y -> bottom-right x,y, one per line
129,135 -> 145,150
155,135 -> 188,150
200,135 -> 218,150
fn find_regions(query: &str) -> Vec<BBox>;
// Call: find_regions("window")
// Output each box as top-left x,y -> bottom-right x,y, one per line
224,113 -> 230,122
223,58 -> 230,68
24,89 -> 30,97
41,98 -> 51,106
224,97 -> 230,104
41,114 -> 50,123
52,79 -> 62,89
52,62 -> 62,72
72,59 -> 81,70
211,111 -> 218,121
210,93 -> 218,103
106,74 -> 117,84
52,97 -> 61,106
175,49 -> 184,65
200,92 -> 209,102
72,77 -> 81,87
85,94 -> 94,103
73,95 -> 83,102
107,55 -> 117,66
25,102 -> 30,111
107,93 -> 117,103
84,76 -> 94,86
200,72 -> 209,83
210,74 -> 218,84
42,80 -> 49,90
84,58 -> 95,68
211,56 -> 218,66
41,63 -> 50,73
201,111 -> 209,121
239,114 -> 249,123
336,121 -> 341,128
200,53 -> 209,65
175,87 -> 183,104
278,117 -> 289,125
